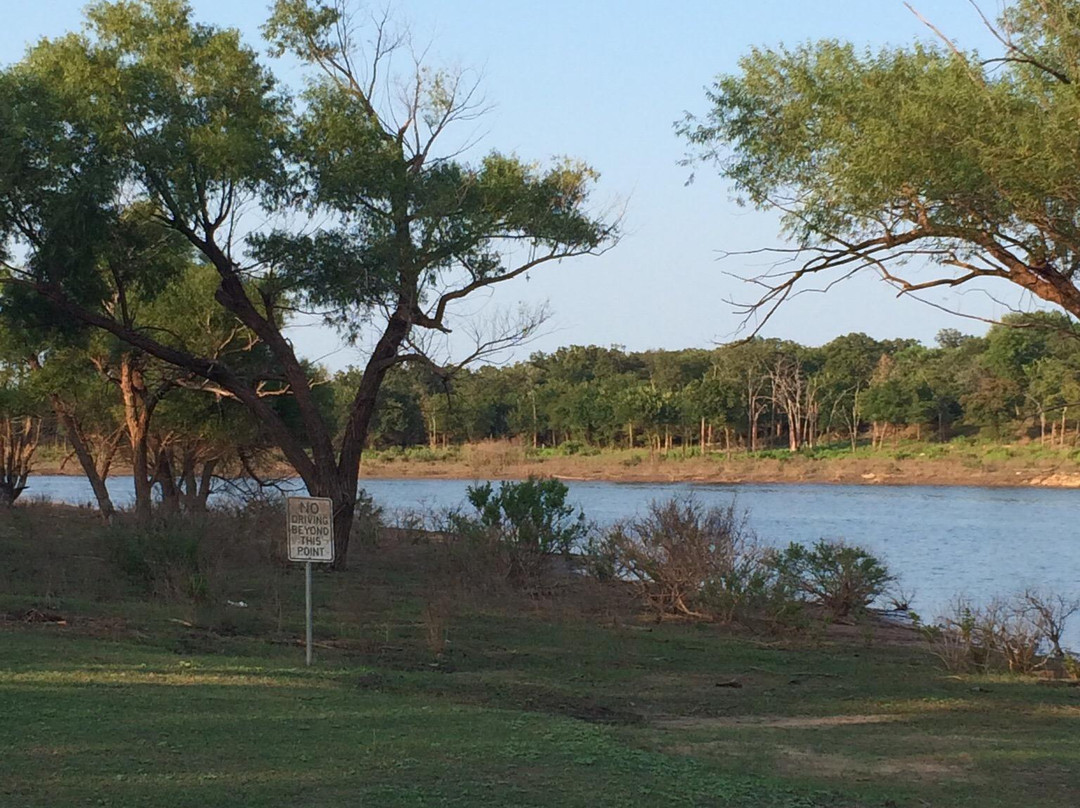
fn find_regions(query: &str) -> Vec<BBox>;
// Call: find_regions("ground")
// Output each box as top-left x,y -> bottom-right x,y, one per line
356,441 -> 1080,489
1,504 -> 1078,807
31,439 -> 1080,489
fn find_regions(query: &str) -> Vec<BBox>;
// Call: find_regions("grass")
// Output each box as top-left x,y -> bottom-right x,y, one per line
2,504 -> 1079,807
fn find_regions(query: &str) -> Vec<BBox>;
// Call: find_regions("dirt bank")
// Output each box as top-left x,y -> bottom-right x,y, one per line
356,447 -> 1080,489
32,445 -> 1080,489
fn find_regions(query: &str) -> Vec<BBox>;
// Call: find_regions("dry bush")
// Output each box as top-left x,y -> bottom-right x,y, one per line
422,592 -> 454,658
597,497 -> 763,622
1020,589 -> 1080,659
929,592 -> 1077,674
464,440 -> 525,475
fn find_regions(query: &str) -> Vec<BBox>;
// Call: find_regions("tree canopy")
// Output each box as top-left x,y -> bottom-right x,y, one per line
679,0 -> 1080,328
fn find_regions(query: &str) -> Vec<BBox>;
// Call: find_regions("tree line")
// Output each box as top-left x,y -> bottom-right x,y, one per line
355,313 -> 1080,454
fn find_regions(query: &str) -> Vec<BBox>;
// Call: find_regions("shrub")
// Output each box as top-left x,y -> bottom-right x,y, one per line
449,477 -> 587,583
1019,589 -> 1079,659
106,518 -> 220,602
765,540 -> 893,618
929,592 -> 1078,674
597,497 -> 765,623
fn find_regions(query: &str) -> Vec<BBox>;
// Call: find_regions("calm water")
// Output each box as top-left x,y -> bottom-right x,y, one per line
25,474 -> 1080,643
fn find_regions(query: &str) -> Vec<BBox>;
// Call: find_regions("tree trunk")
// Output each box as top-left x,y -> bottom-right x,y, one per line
194,459 -> 216,512
119,355 -> 154,524
0,415 -> 39,508
330,309 -> 413,567
52,399 -> 117,522
155,448 -> 180,515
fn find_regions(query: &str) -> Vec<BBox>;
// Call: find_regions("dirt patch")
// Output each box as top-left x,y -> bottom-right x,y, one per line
420,676 -> 645,725
0,611 -> 127,638
656,713 -> 906,731
775,745 -> 972,780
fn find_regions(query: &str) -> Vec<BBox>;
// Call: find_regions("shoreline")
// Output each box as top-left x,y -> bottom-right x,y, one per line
363,452 -> 1080,489
31,450 -> 1080,490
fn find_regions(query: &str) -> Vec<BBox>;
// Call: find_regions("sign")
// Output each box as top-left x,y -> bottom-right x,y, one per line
287,496 -> 335,563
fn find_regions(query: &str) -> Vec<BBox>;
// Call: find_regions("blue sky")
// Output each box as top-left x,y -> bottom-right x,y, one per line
2,1 -> 1019,370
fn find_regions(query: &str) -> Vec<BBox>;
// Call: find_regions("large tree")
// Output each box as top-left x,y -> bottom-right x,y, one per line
680,0 -> 1080,329
0,0 -> 615,565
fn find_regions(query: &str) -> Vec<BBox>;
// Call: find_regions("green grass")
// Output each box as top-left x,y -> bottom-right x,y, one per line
2,505 -> 1079,807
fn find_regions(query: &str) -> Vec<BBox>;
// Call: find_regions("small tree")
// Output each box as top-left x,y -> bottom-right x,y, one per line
0,361 -> 43,507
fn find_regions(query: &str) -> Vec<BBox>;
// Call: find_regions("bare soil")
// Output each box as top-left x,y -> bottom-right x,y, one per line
31,441 -> 1080,488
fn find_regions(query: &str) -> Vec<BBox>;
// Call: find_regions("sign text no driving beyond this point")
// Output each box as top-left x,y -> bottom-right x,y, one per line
287,497 -> 335,563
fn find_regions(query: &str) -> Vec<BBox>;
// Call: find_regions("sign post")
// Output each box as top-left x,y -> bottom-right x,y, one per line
286,496 -> 335,665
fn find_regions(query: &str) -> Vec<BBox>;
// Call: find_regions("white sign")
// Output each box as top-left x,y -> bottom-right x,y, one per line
287,497 -> 335,563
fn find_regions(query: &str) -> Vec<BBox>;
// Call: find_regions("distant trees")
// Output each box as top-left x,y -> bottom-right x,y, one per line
342,318 -> 1080,455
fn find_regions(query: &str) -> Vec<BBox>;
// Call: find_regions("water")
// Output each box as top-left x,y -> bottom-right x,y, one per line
24,474 -> 1079,643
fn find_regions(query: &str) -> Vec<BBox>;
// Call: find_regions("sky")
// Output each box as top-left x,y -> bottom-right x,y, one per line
0,1 -> 1026,371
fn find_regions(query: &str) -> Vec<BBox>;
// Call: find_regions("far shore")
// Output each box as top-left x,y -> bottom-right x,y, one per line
31,444 -> 1080,490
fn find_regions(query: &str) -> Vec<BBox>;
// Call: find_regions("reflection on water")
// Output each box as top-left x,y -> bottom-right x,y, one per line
25,474 -> 1079,644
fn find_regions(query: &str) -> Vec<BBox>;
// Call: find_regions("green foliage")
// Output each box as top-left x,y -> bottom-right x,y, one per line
105,518 -> 216,602
461,477 -> 587,557
766,540 -> 893,618
681,1 -> 1080,331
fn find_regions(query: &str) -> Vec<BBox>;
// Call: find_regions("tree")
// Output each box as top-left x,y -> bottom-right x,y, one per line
680,0 -> 1080,328
30,346 -> 125,520
0,357 -> 44,507
0,0 -> 615,566
818,333 -> 884,449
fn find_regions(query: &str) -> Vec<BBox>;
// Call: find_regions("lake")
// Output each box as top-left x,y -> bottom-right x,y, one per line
22,474 -> 1080,643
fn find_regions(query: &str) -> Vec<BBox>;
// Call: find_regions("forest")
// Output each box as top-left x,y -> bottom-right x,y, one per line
6,309 -> 1080,517
354,313 -> 1080,452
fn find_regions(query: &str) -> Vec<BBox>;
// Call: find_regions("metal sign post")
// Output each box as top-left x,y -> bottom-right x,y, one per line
305,560 -> 313,666
286,496 -> 335,666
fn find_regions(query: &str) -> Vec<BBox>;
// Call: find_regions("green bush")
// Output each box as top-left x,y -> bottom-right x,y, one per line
558,440 -> 599,457
765,540 -> 892,618
449,477 -> 588,583
106,518 -> 216,602
462,477 -> 586,556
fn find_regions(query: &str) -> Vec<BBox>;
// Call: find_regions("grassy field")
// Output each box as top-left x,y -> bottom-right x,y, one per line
2,504 -> 1079,807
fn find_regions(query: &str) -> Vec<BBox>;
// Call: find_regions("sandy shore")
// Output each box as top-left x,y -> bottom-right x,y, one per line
356,451 -> 1080,489
32,448 -> 1080,489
